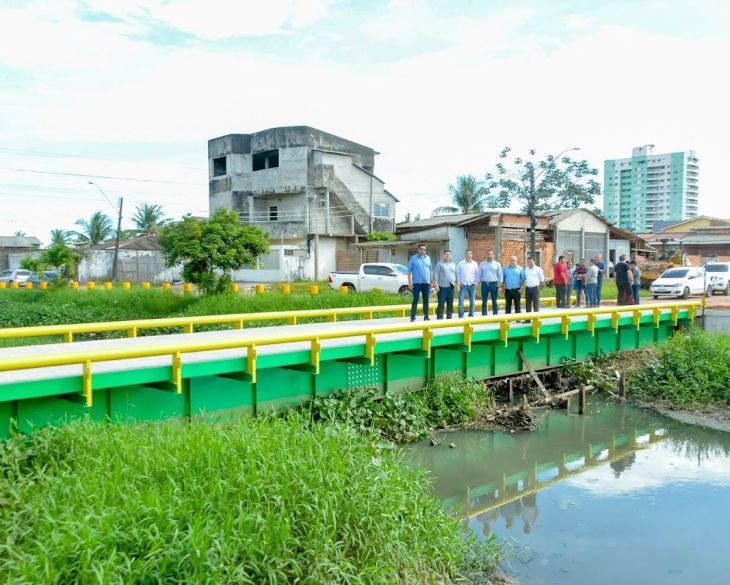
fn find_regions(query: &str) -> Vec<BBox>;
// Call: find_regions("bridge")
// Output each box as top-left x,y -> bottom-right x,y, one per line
0,300 -> 699,438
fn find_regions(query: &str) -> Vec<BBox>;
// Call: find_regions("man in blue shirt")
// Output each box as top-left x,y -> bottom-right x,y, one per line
595,254 -> 606,306
407,244 -> 432,321
479,250 -> 503,316
502,256 -> 526,314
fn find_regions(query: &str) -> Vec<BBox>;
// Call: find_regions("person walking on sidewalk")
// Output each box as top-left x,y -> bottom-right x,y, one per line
479,250 -> 503,316
407,244 -> 432,321
553,256 -> 570,308
524,256 -> 545,313
585,258 -> 599,307
502,256 -> 526,314
456,249 -> 479,318
432,250 -> 456,319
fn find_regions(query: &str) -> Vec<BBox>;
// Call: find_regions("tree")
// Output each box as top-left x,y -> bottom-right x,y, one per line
158,209 -> 270,294
432,174 -> 486,215
366,231 -> 397,242
483,147 -> 601,261
131,203 -> 170,235
42,244 -> 79,279
50,228 -> 73,247
14,230 -> 26,237
73,211 -> 114,246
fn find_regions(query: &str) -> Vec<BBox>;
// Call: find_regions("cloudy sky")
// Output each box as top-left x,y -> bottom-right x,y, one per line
1,0 -> 729,243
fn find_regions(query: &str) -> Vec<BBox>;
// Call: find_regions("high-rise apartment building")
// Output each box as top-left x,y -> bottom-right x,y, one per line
603,145 -> 699,232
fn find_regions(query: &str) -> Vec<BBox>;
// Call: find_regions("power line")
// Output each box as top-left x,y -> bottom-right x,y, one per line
0,167 -> 205,186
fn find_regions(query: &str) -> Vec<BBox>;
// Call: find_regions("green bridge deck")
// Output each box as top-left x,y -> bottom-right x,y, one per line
0,305 -> 693,438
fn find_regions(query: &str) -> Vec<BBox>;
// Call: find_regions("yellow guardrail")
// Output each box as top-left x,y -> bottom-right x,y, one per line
0,301 -> 700,408
0,296 -> 574,343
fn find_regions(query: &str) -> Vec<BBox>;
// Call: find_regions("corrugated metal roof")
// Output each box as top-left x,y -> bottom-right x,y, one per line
93,235 -> 162,251
0,236 -> 41,248
352,239 -> 449,248
396,213 -> 489,231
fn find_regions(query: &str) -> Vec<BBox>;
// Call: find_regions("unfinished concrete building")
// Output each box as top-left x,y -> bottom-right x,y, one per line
208,126 -> 397,281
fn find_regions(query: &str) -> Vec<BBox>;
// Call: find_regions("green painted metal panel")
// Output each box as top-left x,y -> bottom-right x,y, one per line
521,339 -> 548,370
619,326 -> 639,350
638,324 -> 658,346
433,347 -> 466,377
574,331 -> 597,361
494,344 -> 520,376
548,336 -> 575,366
314,359 -> 350,394
386,352 -> 428,393
0,402 -> 14,439
466,343 -> 494,378
189,375 -> 254,418
14,395 -> 105,434
257,367 -> 314,410
596,329 -> 619,355
108,384 -> 185,423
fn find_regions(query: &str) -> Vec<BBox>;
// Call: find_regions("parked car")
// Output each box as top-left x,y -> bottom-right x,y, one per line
705,262 -> 730,295
0,268 -> 32,285
27,270 -> 60,283
650,267 -> 711,299
329,263 -> 410,294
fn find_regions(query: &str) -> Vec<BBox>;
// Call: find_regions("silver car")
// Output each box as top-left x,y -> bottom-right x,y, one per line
0,269 -> 32,285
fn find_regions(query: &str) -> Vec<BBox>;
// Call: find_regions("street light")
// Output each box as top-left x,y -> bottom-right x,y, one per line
88,181 -> 123,281
527,147 -> 580,264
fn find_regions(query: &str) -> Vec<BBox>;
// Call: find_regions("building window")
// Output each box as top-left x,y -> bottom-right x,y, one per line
213,156 -> 227,176
284,249 -> 294,256
269,206 -> 278,222
253,149 -> 279,171
373,202 -> 389,218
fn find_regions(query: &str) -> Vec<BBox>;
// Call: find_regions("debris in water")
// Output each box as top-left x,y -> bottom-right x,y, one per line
448,442 -> 456,449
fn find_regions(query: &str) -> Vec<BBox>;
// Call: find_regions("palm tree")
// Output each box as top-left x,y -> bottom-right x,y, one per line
131,203 -> 170,235
14,230 -> 26,237
73,211 -> 114,246
50,228 -> 73,247
42,244 -> 79,278
432,174 -> 486,215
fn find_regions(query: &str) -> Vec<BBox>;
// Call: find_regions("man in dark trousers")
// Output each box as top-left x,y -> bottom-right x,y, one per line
553,256 -> 570,308
502,256 -> 526,314
614,254 -> 634,306
407,244 -> 432,321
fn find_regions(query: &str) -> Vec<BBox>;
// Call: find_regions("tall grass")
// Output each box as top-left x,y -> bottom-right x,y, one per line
631,329 -> 730,408
0,415 -> 495,583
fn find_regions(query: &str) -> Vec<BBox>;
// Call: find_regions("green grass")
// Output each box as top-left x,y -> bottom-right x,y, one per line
312,376 -> 495,443
0,415 -> 497,584
631,329 -> 730,409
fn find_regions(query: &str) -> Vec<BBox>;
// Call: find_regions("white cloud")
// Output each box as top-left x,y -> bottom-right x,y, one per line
566,13 -> 597,30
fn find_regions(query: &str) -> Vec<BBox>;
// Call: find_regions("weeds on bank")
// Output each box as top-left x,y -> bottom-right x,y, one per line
631,328 -> 730,409
0,414 -> 497,584
311,376 -> 495,443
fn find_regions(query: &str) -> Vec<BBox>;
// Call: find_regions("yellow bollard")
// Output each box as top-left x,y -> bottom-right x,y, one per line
122,281 -> 131,290
104,281 -> 113,290
162,282 -> 171,291
230,283 -> 239,293
255,284 -> 265,294
11,281 -> 19,288
310,284 -> 319,295
86,281 -> 95,290
40,281 -> 48,290
25,281 -> 33,289
0,281 -> 6,288
339,285 -> 349,294
71,280 -> 78,289
183,282 -> 193,294
141,282 -> 150,289
281,283 -> 291,294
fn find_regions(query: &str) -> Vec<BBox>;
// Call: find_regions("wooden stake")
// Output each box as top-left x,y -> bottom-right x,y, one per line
619,372 -> 628,401
518,348 -> 552,400
579,383 -> 586,415
508,378 -> 514,402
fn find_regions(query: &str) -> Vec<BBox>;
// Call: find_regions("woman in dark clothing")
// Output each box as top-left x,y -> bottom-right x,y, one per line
614,255 -> 634,306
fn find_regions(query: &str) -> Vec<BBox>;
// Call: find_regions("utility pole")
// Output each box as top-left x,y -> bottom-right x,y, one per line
528,163 -> 537,263
112,197 -> 123,281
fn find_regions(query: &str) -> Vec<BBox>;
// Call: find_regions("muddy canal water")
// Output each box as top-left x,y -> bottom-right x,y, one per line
407,402 -> 730,585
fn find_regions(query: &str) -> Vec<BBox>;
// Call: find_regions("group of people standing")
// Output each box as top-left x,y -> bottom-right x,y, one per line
552,255 -> 606,308
407,245 -> 544,321
614,255 -> 642,306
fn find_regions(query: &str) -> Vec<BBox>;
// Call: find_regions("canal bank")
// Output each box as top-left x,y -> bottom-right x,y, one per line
407,401 -> 730,585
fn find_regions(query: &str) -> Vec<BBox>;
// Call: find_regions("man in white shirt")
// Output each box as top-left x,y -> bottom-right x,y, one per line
456,249 -> 479,318
524,256 -> 545,313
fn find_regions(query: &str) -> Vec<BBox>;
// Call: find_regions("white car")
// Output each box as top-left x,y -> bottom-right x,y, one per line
0,268 -> 32,285
329,263 -> 411,294
705,262 -> 730,295
650,267 -> 711,299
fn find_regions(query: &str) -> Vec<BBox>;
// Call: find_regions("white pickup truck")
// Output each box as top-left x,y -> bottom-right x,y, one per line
328,263 -> 411,294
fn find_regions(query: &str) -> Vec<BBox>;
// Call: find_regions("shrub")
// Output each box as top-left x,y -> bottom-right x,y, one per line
631,329 -> 730,408
0,415 -> 490,584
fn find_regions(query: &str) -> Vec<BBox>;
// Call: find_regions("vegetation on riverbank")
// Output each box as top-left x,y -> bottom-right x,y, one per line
0,415 -> 499,584
312,376 -> 496,443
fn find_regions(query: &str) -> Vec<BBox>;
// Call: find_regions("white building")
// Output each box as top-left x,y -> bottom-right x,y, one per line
208,126 -> 398,281
603,145 -> 700,232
